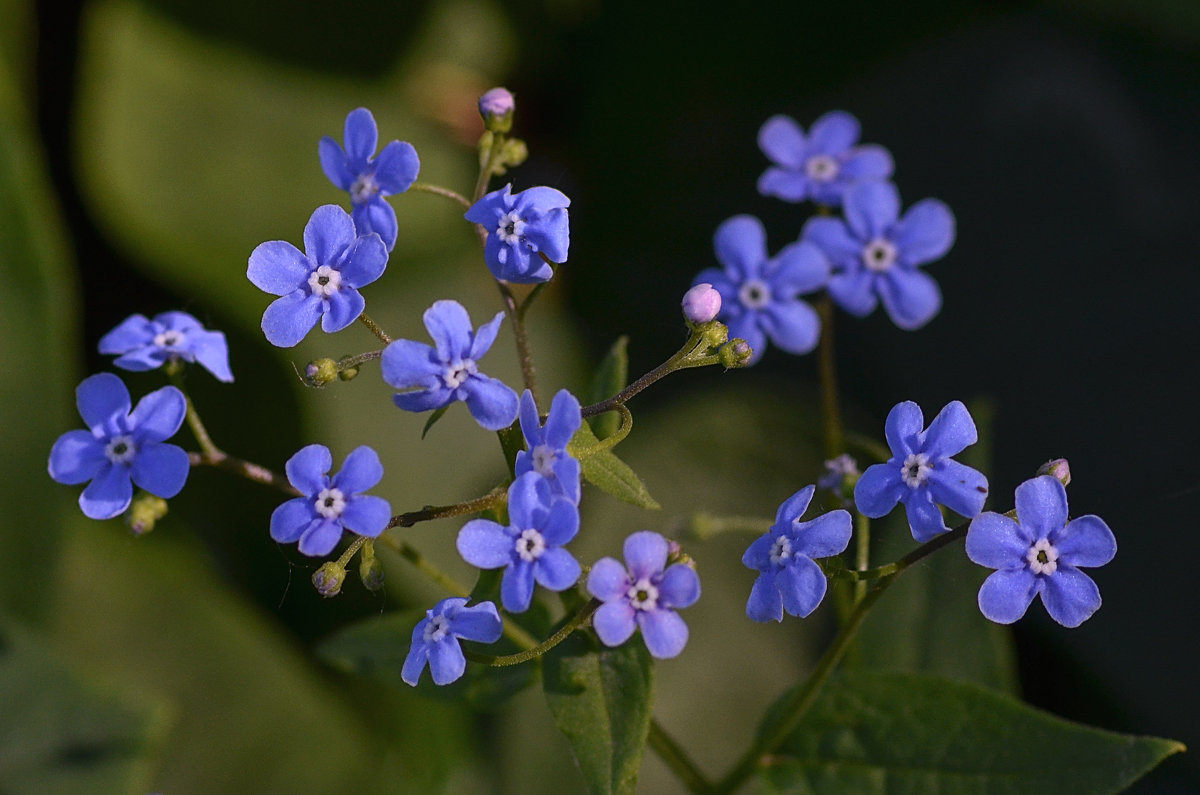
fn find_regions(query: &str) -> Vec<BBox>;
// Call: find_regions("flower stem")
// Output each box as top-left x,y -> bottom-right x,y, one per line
337,348 -> 383,371
580,329 -> 715,419
573,404 -> 633,456
384,485 -> 508,529
496,280 -> 541,408
187,452 -> 298,495
649,721 -> 715,794
358,312 -> 392,344
854,511 -> 870,603
335,535 -> 368,568
816,295 -> 842,461
464,598 -> 601,667
410,180 -> 471,209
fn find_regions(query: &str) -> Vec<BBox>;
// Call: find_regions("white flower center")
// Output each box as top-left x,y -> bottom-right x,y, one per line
314,487 -> 346,519
423,614 -> 451,643
442,359 -> 478,389
531,444 -> 557,477
1026,538 -> 1059,576
153,330 -> 186,348
769,535 -> 793,566
862,238 -> 898,273
739,279 -> 771,310
627,577 -> 659,611
901,453 -> 932,488
308,265 -> 343,298
104,434 -> 136,464
350,173 -> 380,205
805,154 -> 840,182
497,211 -> 526,245
515,528 -> 547,562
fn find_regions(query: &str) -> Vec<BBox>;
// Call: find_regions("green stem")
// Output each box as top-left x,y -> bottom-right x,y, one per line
187,452 -> 298,494
337,349 -> 383,371
573,404 -> 633,455
649,721 -> 715,794
385,485 -> 508,529
580,331 -> 714,419
464,599 -> 601,667
335,535 -> 367,568
835,523 -> 968,582
816,295 -> 842,461
496,280 -> 540,407
358,312 -> 391,344
410,180 -> 471,209
854,511 -> 870,603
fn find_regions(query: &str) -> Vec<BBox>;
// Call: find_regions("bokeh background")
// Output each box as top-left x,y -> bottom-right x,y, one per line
2,0 -> 1197,791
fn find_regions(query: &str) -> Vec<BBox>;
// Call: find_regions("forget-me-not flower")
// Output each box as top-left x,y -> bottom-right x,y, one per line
515,389 -> 581,504
967,475 -> 1115,627
803,180 -> 955,330
247,205 -> 388,347
381,299 -> 518,431
48,373 -> 189,520
270,444 -> 391,557
319,107 -> 419,251
457,472 -> 581,613
854,400 -> 987,542
757,111 -> 893,207
402,598 -> 503,686
99,311 -> 233,382
692,215 -> 829,365
587,531 -> 700,659
464,184 -> 570,283
743,485 -> 852,622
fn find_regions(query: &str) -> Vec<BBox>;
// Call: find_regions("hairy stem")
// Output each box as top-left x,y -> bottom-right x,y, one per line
358,312 -> 392,344
385,485 -> 508,529
410,180 -> 471,209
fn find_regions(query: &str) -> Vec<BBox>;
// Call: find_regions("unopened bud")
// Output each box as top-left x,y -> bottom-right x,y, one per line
358,543 -> 385,591
699,320 -> 728,350
682,283 -> 722,324
338,366 -> 358,381
498,138 -> 528,171
127,494 -> 168,536
666,539 -> 695,569
312,562 -> 346,598
478,87 -> 515,133
1037,458 -> 1071,487
305,358 -> 338,387
718,338 -> 754,369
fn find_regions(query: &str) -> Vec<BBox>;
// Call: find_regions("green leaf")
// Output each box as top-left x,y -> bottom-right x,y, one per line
587,336 -> 628,439
760,671 -> 1185,794
543,633 -> 655,795
0,614 -> 166,794
421,405 -> 450,439
571,422 -> 660,510
316,610 -> 535,711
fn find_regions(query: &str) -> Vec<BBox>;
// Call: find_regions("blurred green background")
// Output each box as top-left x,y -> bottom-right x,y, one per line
2,0 -> 1197,791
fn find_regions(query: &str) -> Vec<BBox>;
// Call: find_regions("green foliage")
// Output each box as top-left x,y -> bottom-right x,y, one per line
421,405 -> 451,438
571,421 -> 661,510
759,671 -> 1185,794
587,336 -> 629,439
543,633 -> 655,795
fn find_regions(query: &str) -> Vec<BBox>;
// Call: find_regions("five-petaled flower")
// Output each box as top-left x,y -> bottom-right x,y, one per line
854,400 -> 988,542
966,475 -> 1115,627
247,204 -> 388,347
402,598 -> 504,686
802,180 -> 955,330
380,299 -> 519,432
692,215 -> 829,365
743,485 -> 852,622
757,111 -> 893,207
515,389 -> 581,504
49,373 -> 190,520
270,444 -> 391,557
587,531 -> 700,659
99,311 -> 233,382
319,107 -> 419,251
457,472 -> 581,613
464,184 -> 570,283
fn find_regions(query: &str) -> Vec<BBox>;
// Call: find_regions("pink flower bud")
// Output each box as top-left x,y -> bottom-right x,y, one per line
682,283 -> 722,324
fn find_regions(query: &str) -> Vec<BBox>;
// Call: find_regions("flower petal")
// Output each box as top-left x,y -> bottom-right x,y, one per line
461,375 -> 519,431
840,144 -> 894,180
128,386 -> 186,444
713,215 -> 767,281
746,573 -> 784,622
261,292 -> 323,348
845,181 -> 900,240
501,560 -> 536,612
978,568 -> 1039,624
541,498 -> 580,547
423,300 -> 473,362
638,609 -> 689,658
770,240 -> 830,295
270,498 -> 315,543
342,107 -> 378,165
884,400 -> 924,457
77,373 -> 131,431
79,463 -> 132,519
318,136 -> 353,190
517,389 -> 542,447
49,430 -> 107,485
380,339 -> 441,389
340,234 -> 388,289
506,471 -> 546,530
401,624 -> 430,686
448,601 -> 503,643
112,349 -> 167,372
894,198 -> 955,266
392,386 -> 452,413
247,241 -> 311,296
468,311 -> 506,361
878,267 -> 942,330
332,446 -> 384,495
778,556 -> 827,618
339,495 -> 390,537
756,168 -> 810,202
742,531 -> 778,571
551,457 -> 582,504
98,314 -> 153,354
352,199 -> 398,251
130,443 -> 189,498
966,512 -> 1029,569
827,269 -> 878,316
760,299 -> 820,355
927,459 -> 988,519
773,485 -> 814,526
545,390 -> 582,448
1014,476 -> 1069,540
623,531 -> 668,580
321,289 -> 365,334
303,205 -> 356,266
428,637 -> 467,686
853,462 -> 905,518
593,600 -> 637,647
808,110 -> 860,154
372,140 -> 420,194
521,207 -> 570,266
795,510 -> 853,558
921,400 -> 977,459
457,519 -> 514,569
188,331 -> 234,382
1041,567 -> 1102,627
1055,515 -> 1117,568
658,564 -> 700,609
285,444 -> 332,495
587,557 -> 629,601
758,114 -> 807,168
534,548 -> 581,592
298,518 -> 344,557
904,491 -> 950,542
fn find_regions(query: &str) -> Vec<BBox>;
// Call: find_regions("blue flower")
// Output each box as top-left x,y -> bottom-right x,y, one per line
743,485 -> 852,622
380,300 -> 519,432
802,180 -> 955,330
854,400 -> 988,542
48,373 -> 189,520
587,531 -> 700,659
247,205 -> 388,348
457,472 -> 581,613
402,598 -> 503,686
692,215 -> 829,365
319,107 -> 419,251
515,389 -> 581,504
270,445 -> 391,557
967,476 -> 1115,627
98,311 -> 233,382
757,111 -> 893,207
464,184 -> 570,283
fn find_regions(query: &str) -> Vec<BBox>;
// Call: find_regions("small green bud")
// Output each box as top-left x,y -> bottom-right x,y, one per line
312,562 -> 346,598
1037,458 -> 1071,487
305,358 -> 338,387
718,338 -> 754,369
698,320 -> 728,350
126,493 -> 168,536
338,366 -> 358,382
666,539 -> 695,569
498,138 -> 528,171
359,553 -> 385,591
